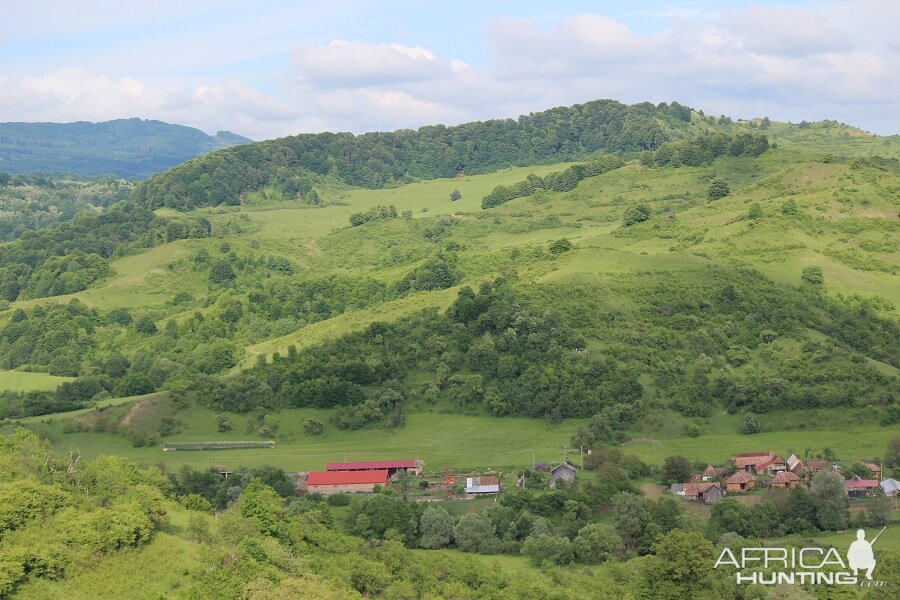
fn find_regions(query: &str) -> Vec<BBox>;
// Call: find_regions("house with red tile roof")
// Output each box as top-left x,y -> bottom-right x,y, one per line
734,452 -> 785,475
701,465 -> 725,481
771,470 -> 801,489
683,482 -> 724,504
843,477 -> 880,500
726,471 -> 757,493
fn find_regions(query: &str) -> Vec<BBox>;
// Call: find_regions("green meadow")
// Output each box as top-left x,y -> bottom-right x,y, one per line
0,370 -> 73,392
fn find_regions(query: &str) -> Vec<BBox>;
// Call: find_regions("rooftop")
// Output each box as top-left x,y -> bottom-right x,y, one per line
307,470 -> 390,486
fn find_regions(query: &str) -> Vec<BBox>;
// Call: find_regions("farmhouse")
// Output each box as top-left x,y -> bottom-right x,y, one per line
466,476 -> 500,494
325,460 -> 423,477
804,460 -> 829,473
702,465 -> 725,481
306,470 -> 389,495
548,463 -> 577,489
771,470 -> 801,490
726,471 -> 757,493
683,482 -> 724,504
843,477 -> 880,499
866,463 -> 882,479
735,452 -> 784,474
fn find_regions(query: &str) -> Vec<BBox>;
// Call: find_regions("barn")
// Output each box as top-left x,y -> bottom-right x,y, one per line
325,460 -> 423,477
306,470 -> 389,495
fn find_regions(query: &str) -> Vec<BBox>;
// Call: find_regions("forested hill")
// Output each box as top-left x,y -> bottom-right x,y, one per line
133,99 -> 695,209
0,119 -> 251,179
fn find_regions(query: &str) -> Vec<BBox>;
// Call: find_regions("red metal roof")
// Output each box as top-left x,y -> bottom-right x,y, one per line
843,479 -> 879,490
307,470 -> 389,485
325,460 -> 416,471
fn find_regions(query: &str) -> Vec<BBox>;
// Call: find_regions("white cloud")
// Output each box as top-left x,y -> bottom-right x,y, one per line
294,39 -> 454,88
0,3 -> 897,138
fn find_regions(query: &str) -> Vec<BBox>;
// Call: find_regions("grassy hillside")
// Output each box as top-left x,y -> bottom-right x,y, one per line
0,118 -> 250,178
0,118 -> 896,436
1,106 -> 898,599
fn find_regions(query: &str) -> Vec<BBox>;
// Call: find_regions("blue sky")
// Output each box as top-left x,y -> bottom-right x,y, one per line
1,1 -> 897,138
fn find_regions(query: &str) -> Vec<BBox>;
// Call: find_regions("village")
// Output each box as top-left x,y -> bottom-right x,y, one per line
237,448 -> 900,512
289,458 -> 579,499
669,451 -> 898,505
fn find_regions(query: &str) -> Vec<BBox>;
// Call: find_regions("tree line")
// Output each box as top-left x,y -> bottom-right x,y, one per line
131,100 -> 697,210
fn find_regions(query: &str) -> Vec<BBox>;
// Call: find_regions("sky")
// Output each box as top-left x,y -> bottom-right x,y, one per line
1,1 -> 898,139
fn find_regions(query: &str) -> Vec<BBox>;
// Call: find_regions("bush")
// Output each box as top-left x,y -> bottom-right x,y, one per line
302,417 -> 325,435
707,178 -> 730,201
449,190 -> 462,202
326,492 -> 351,507
522,534 -> 574,566
740,415 -> 761,435
801,266 -> 824,285
622,204 -> 651,226
548,238 -> 573,254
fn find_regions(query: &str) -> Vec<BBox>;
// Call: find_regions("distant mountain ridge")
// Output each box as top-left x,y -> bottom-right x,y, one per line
0,118 -> 251,179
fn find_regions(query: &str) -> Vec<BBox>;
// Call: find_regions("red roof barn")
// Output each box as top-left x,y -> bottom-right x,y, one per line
306,470 -> 389,495
325,460 -> 422,476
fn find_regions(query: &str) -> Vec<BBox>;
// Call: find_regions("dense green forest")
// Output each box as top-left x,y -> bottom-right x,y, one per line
132,100 -> 698,209
0,119 -> 249,178
0,173 -> 133,242
0,202 -> 211,302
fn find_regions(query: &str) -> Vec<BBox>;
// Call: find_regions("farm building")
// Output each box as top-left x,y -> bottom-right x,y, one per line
866,463 -> 882,479
735,452 -> 785,475
804,460 -> 829,474
669,483 -> 685,496
325,460 -> 423,476
786,454 -> 803,473
306,470 -> 389,495
843,477 -> 880,499
701,465 -> 725,481
466,476 -> 500,494
548,463 -> 577,489
683,482 -> 724,504
771,471 -> 801,490
727,471 -> 757,493
880,478 -> 899,498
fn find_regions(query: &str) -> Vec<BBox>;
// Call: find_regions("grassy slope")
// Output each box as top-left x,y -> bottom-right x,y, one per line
2,121 -> 898,474
0,370 -> 73,392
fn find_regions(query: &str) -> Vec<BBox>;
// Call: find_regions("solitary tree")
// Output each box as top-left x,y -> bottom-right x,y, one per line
707,178 -> 730,201
454,512 -> 495,552
449,189 -> 462,202
622,204 -> 651,226
812,472 -> 848,531
419,505 -> 454,549
661,456 -> 693,484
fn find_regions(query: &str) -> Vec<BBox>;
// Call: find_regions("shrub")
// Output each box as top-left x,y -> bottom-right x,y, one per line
302,417 -> 325,436
549,238 -> 573,254
740,415 -> 761,435
622,204 -> 651,226
707,178 -> 730,201
801,266 -> 824,285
